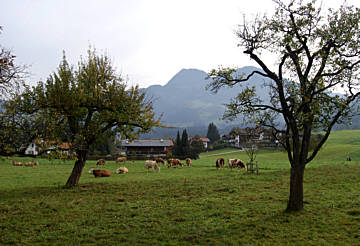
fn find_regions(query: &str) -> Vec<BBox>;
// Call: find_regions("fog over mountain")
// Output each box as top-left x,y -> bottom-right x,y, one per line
142,66 -> 274,138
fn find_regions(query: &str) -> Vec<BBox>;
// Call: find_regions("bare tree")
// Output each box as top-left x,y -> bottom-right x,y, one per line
208,0 -> 360,211
0,26 -> 27,98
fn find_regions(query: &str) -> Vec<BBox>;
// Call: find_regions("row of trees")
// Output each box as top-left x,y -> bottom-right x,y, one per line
172,129 -> 205,159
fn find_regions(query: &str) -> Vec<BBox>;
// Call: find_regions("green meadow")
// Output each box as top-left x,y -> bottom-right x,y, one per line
1,130 -> 360,245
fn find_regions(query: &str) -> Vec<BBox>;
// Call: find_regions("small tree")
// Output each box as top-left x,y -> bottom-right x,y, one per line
244,127 -> 260,163
208,0 -> 360,211
19,48 -> 159,187
206,122 -> 220,144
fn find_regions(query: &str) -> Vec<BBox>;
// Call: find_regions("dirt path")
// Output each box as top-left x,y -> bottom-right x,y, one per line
201,149 -> 244,158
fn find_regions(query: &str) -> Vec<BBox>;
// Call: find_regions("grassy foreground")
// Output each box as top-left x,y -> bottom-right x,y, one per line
0,130 -> 360,245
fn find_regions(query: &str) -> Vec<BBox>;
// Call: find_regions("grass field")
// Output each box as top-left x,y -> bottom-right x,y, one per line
1,130 -> 360,245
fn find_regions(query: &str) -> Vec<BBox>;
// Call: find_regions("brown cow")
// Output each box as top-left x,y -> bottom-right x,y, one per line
96,159 -> 106,166
154,158 -> 165,165
228,159 -> 237,169
116,157 -> 127,163
167,158 -> 174,168
228,159 -> 247,171
216,158 -> 225,169
25,162 -> 38,167
235,159 -> 247,170
91,169 -> 111,178
185,158 -> 192,167
12,160 -> 23,166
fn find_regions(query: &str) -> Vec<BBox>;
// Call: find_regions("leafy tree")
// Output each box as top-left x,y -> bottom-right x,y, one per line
206,122 -> 220,144
0,98 -> 56,157
18,48 -> 159,187
208,0 -> 360,211
181,129 -> 190,157
189,134 -> 205,159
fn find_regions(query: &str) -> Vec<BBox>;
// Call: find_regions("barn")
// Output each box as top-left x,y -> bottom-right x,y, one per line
118,139 -> 173,157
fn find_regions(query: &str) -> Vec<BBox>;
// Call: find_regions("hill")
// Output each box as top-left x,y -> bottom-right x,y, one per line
143,66 -> 273,137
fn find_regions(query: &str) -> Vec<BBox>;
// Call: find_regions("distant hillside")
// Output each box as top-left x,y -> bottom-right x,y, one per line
142,66 -> 274,138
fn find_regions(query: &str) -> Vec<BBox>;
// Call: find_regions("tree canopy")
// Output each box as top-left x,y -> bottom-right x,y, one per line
208,0 -> 360,211
18,48 -> 160,186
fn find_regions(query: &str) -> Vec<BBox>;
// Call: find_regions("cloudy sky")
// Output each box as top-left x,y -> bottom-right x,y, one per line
1,0 -> 358,88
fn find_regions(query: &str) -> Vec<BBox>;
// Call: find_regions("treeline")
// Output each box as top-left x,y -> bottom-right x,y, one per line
172,129 -> 205,159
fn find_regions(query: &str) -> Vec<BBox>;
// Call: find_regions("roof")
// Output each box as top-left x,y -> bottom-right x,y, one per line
199,138 -> 210,142
120,139 -> 174,147
58,142 -> 72,150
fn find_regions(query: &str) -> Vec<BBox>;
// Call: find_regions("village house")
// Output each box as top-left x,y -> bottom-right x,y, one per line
223,127 -> 278,148
23,140 -> 72,156
118,139 -> 173,157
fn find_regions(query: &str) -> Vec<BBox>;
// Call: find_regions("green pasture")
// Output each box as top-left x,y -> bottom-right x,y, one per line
0,130 -> 360,245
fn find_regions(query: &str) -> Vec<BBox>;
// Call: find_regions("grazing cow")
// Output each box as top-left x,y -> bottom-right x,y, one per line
228,159 -> 237,169
168,158 -> 183,168
153,163 -> 160,172
25,162 -> 38,167
145,160 -> 160,172
185,158 -> 192,167
12,160 -> 23,166
96,159 -> 106,166
216,158 -> 225,169
228,159 -> 247,171
175,159 -> 183,167
116,166 -> 129,174
154,157 -> 165,165
116,157 -> 127,163
91,169 -> 111,178
167,158 -> 174,168
235,159 -> 247,171
145,160 -> 156,169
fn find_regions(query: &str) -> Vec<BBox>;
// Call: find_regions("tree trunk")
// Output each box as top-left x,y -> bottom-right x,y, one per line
65,149 -> 88,187
286,165 -> 305,212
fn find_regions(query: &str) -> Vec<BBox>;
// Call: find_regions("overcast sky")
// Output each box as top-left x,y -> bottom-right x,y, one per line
1,0 -> 358,88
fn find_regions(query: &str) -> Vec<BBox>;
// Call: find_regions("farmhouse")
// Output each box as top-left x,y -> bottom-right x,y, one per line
223,127 -> 278,148
23,140 -> 73,156
118,139 -> 173,157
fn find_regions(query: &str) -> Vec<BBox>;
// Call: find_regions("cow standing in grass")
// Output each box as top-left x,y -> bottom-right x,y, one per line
96,159 -> 106,166
186,158 -> 192,167
216,158 -> 225,169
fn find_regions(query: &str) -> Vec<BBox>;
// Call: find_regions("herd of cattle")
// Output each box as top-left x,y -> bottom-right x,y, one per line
12,160 -> 39,167
89,157 -> 194,177
89,157 -> 247,178
11,156 -> 247,178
